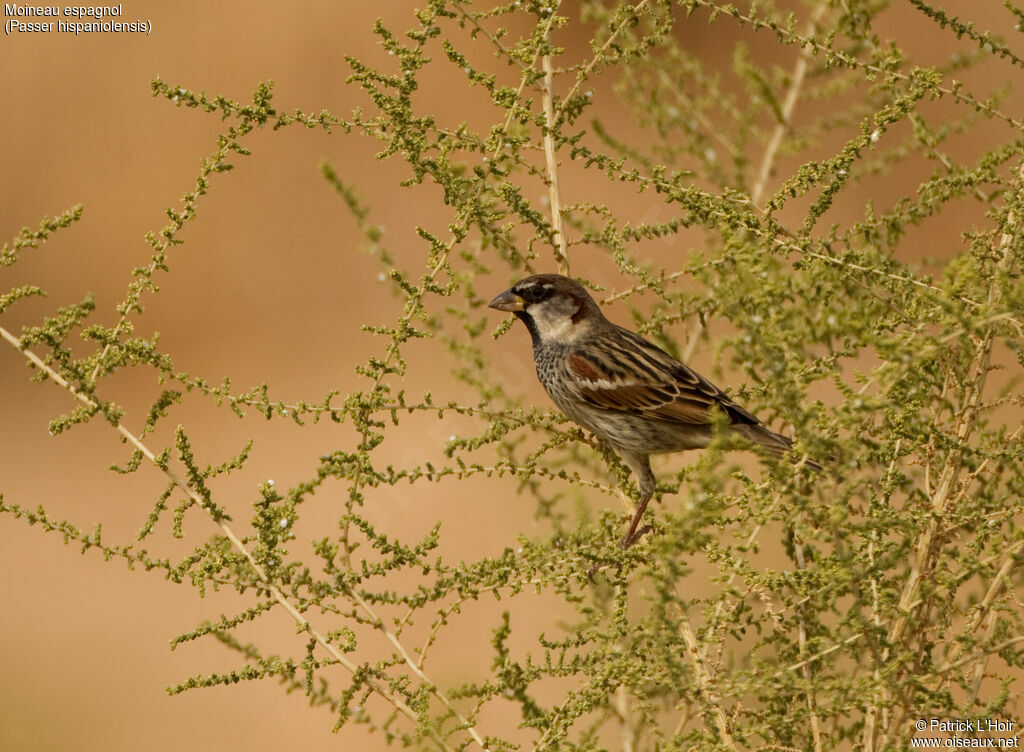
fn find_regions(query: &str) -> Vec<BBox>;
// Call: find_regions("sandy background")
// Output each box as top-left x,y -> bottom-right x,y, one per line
0,1 -> 1017,750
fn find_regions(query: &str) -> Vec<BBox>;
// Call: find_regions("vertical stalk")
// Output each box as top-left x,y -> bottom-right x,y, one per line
675,603 -> 738,750
794,540 -> 824,752
869,164 -> 1022,748
542,50 -> 569,275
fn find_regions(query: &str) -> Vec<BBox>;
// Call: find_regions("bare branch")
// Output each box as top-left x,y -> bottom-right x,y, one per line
542,50 -> 569,275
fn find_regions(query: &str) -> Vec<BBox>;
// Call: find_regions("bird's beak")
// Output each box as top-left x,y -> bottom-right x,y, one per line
488,288 -> 525,312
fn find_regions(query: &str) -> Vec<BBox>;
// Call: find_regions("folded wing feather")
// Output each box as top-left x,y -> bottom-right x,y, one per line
567,327 -> 760,426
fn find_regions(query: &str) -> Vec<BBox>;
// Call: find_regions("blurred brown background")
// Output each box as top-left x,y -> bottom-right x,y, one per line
0,1 -> 1017,750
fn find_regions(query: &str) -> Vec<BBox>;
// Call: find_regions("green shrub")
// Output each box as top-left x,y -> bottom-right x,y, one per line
3,2 -> 1023,750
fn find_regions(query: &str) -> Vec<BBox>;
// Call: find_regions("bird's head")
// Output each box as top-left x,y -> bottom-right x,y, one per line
488,274 -> 604,345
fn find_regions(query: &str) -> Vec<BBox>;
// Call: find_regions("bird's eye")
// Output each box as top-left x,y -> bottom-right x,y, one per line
518,284 -> 554,304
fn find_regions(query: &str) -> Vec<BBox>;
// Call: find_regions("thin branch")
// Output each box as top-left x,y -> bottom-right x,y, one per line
542,50 -> 569,275
347,588 -> 491,751
364,11 -> 556,398
686,0 -> 1024,130
655,67 -> 741,159
686,1 -> 827,363
793,539 -> 824,752
750,1 -> 828,207
888,178 -> 1019,644
0,324 -> 475,752
451,0 -> 527,70
869,164 -> 1022,748
772,633 -> 864,678
938,635 -> 1024,675
601,269 -> 689,304
965,534 -> 1024,703
673,602 -> 738,751
555,0 -> 651,124
597,214 -> 1024,338
613,684 -> 636,752
909,113 -> 991,203
339,8 -> 557,566
863,435 -> 902,750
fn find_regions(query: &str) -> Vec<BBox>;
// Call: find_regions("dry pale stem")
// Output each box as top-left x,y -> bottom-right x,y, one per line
793,540 -> 824,752
867,167 -> 1022,749
772,633 -> 864,678
347,588 -> 490,750
674,602 -> 738,751
656,67 -> 741,160
862,437 -> 902,750
0,324 -> 484,752
613,683 -> 636,752
666,489 -> 776,736
750,0 -> 828,206
542,51 -> 569,275
601,211 -> 1024,338
411,576 -> 562,668
451,0 -> 526,70
687,0 -> 1023,130
939,636 -> 1024,675
964,529 -> 1024,701
926,423 -> 1024,700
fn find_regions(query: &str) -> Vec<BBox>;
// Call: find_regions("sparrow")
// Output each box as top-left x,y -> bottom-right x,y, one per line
489,273 -> 819,549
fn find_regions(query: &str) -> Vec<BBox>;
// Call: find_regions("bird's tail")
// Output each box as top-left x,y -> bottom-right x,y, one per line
733,424 -> 822,472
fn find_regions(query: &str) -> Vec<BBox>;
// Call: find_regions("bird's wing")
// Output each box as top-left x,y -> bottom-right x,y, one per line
566,327 -> 759,426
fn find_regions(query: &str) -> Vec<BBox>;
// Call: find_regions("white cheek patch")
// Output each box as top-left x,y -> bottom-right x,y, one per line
532,314 -> 575,341
528,295 -> 593,342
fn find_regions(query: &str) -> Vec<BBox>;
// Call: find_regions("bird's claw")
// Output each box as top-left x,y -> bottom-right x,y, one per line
619,523 -> 653,550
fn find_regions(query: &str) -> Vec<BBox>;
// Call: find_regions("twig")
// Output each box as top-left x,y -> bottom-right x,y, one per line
894,177 -> 1019,623
0,324 -> 473,752
750,1 -> 828,207
613,684 -> 636,752
793,539 -> 824,752
339,8 -> 558,566
938,635 -> 1024,675
451,0 -> 527,70
666,486 -> 780,743
531,691 -> 579,752
412,577 -> 553,668
601,270 -> 689,304
555,0 -> 651,124
542,50 -> 569,275
598,215 -> 1024,339
863,435 -> 902,750
685,0 -> 1024,130
868,164 -> 1022,748
347,588 -> 491,751
965,534 -> 1024,703
772,633 -> 864,678
655,67 -> 741,159
606,0 -> 823,360
674,602 -> 738,750
909,113 -> 991,203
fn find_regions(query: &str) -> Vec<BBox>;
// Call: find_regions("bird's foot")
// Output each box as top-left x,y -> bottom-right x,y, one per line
619,493 -> 653,549
586,494 -> 655,581
619,523 -> 653,550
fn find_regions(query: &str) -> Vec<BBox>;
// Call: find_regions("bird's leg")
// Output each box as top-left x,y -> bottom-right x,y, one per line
587,487 -> 654,580
619,492 -> 653,549
619,452 -> 656,549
